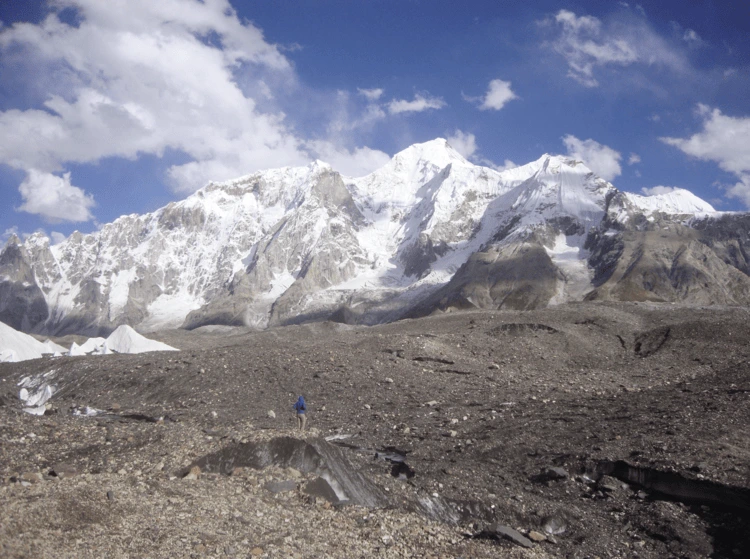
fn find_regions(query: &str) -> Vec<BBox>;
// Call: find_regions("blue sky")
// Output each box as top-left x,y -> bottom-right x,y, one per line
1,0 -> 749,243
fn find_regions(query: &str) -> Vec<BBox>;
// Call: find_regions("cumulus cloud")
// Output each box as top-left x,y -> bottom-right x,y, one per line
641,185 -> 677,196
50,231 -> 67,245
17,170 -> 95,222
0,0 -> 315,206
478,79 -> 518,111
563,134 -> 622,181
388,94 -> 446,115
306,140 -> 390,178
493,159 -> 519,171
357,87 -> 384,101
628,153 -> 641,165
726,177 -> 750,208
446,130 -> 478,159
661,105 -> 750,176
326,90 -> 387,138
544,9 -> 689,87
670,21 -> 705,47
1,226 -> 19,243
682,29 -> 702,44
446,130 -> 516,171
661,104 -> 750,206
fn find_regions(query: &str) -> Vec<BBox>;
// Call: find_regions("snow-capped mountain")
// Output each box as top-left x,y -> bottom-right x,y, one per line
2,138 -> 750,336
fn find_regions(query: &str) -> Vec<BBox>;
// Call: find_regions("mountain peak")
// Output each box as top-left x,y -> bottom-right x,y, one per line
309,159 -> 332,172
390,138 -> 469,169
2,233 -> 21,248
623,187 -> 716,215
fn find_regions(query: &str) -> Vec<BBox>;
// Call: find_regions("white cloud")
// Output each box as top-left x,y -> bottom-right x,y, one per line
306,140 -> 390,178
628,153 -> 641,165
1,226 -> 19,243
682,29 -> 701,44
327,90 -> 386,137
641,185 -> 677,196
544,9 -> 689,87
446,130 -> 478,159
388,94 -> 446,115
726,177 -> 750,208
662,105 -> 750,208
490,159 -> 518,172
662,105 -> 750,176
478,79 -> 518,111
446,129 -> 516,171
0,0 -> 311,200
357,87 -> 384,101
563,134 -> 622,181
670,21 -> 705,47
17,170 -> 95,222
50,231 -> 67,245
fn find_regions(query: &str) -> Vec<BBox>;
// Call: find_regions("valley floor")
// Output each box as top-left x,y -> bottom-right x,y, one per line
1,302 -> 748,558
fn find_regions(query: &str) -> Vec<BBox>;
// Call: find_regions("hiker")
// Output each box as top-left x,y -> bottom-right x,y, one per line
293,396 -> 307,431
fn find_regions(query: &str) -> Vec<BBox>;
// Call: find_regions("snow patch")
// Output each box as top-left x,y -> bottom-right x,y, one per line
267,270 -> 296,300
72,405 -> 105,417
545,234 -> 594,304
141,290 -> 203,331
108,268 -> 137,319
18,370 -> 57,415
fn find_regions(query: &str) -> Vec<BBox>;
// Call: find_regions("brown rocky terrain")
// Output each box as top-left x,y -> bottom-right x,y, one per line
1,302 -> 748,558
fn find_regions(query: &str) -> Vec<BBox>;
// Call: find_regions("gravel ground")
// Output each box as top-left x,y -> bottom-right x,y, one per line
1,301 -> 748,558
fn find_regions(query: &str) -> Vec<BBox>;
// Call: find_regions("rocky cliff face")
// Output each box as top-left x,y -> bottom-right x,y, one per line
1,138 -> 749,336
0,238 -> 48,332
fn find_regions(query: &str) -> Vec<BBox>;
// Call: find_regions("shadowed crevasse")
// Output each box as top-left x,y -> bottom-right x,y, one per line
594,460 -> 750,512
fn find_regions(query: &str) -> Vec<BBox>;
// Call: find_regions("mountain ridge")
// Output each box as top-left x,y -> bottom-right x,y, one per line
2,138 -> 749,336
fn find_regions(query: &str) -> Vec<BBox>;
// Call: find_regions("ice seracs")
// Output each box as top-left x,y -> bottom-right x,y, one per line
0,320 -> 49,362
105,325 -> 178,354
1,321 -> 177,362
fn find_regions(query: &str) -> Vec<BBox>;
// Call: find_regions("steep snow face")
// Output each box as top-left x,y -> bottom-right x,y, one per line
351,139 -> 474,207
496,155 -> 615,231
416,155 -> 613,302
328,151 -> 618,322
347,139 -> 510,285
622,189 -> 716,216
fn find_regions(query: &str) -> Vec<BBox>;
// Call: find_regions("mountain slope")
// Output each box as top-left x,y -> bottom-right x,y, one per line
2,138 -> 750,335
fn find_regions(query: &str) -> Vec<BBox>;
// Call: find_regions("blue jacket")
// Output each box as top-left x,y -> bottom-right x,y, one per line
293,396 -> 306,413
